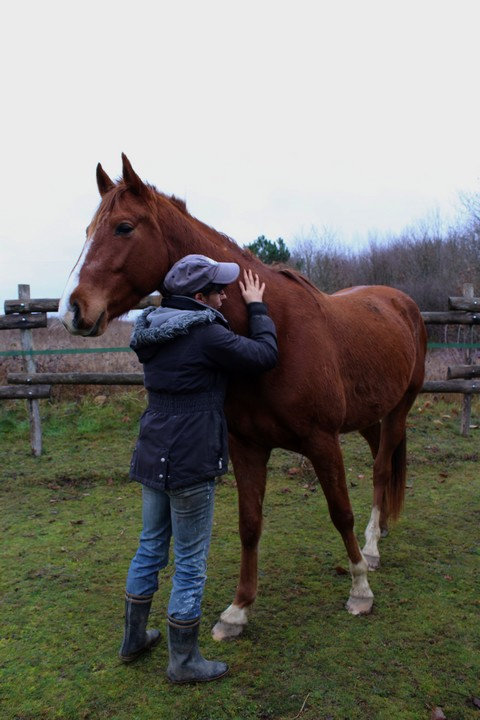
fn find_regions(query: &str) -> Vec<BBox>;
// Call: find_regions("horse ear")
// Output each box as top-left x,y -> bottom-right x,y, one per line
121,153 -> 146,196
96,163 -> 115,197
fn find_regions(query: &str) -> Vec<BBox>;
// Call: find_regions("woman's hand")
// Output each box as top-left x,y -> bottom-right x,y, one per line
239,269 -> 266,304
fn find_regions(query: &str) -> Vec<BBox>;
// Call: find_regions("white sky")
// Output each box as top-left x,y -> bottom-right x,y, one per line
1,0 -> 480,311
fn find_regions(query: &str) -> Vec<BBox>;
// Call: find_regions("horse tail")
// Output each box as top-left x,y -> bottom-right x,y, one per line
385,431 -> 407,521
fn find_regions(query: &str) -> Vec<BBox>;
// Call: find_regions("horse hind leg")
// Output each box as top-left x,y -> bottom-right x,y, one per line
359,423 -> 383,570
307,432 -> 374,616
361,399 -> 412,571
211,438 -> 270,641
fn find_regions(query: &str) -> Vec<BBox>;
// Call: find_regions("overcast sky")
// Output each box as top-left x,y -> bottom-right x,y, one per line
1,0 -> 479,312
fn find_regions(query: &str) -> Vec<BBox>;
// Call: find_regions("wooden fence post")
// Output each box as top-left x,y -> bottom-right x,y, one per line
18,285 -> 43,456
460,283 -> 474,437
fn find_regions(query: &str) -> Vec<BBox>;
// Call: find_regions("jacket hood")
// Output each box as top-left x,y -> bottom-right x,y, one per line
130,305 -> 217,351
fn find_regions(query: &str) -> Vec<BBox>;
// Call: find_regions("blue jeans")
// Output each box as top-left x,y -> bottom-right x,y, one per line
126,480 -> 216,620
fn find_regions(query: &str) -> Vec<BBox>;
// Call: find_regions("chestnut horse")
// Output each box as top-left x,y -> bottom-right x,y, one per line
60,154 -> 426,640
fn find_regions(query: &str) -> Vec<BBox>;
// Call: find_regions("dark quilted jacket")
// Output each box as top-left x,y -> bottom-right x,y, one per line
129,295 -> 278,490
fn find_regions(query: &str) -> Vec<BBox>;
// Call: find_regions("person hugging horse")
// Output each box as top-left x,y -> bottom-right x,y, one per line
119,254 -> 278,683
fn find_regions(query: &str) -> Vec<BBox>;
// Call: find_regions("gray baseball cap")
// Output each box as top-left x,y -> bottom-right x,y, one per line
163,254 -> 240,295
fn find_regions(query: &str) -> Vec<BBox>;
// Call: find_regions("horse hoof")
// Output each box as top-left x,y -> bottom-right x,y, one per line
211,620 -> 245,641
380,527 -> 389,538
363,553 -> 380,570
346,595 -> 374,616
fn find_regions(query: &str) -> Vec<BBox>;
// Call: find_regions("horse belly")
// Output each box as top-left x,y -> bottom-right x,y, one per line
339,336 -> 416,432
225,370 -> 347,447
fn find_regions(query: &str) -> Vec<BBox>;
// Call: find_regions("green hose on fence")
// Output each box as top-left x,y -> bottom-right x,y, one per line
427,342 -> 480,349
1,342 -> 480,358
0,347 -> 131,357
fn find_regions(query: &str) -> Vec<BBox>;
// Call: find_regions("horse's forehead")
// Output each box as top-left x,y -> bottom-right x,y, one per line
106,190 -> 142,215
91,191 -> 146,231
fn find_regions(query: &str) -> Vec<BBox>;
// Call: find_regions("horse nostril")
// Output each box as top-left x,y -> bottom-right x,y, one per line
72,301 -> 81,329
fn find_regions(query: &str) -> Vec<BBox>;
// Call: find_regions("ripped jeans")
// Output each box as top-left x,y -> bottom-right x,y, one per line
126,480 -> 216,620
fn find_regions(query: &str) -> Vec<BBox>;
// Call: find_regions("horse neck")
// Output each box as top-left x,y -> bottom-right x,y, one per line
156,201 -> 252,267
154,198 -> 274,330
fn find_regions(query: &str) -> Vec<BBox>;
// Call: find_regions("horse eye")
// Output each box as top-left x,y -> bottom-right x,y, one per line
115,222 -> 134,236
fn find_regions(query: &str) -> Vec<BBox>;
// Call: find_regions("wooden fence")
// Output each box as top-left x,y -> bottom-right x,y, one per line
421,283 -> 480,435
1,283 -> 479,455
1,285 -> 159,456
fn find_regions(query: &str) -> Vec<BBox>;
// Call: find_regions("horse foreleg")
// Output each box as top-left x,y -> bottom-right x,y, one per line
307,432 -> 374,616
212,437 -> 270,641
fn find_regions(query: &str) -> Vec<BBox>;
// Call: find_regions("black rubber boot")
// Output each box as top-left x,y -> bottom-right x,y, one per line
119,592 -> 161,662
166,615 -> 229,683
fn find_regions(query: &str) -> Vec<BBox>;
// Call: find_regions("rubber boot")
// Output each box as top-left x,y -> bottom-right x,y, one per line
166,615 -> 229,683
119,591 -> 161,662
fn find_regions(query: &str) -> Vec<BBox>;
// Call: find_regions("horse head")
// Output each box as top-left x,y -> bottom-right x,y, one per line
59,154 -> 171,336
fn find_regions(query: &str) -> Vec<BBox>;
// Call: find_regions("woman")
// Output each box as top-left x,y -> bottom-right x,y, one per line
119,254 -> 278,683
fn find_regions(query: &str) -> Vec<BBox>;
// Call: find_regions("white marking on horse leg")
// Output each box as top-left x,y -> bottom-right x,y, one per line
362,506 -> 381,569
58,234 -> 94,328
211,603 -> 248,641
345,557 -> 374,615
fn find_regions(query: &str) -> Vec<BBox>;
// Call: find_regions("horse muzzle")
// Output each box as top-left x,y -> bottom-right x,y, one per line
76,302 -> 107,336
59,293 -> 108,337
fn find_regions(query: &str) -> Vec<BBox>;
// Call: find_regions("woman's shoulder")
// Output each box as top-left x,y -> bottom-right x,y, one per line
131,306 -> 217,350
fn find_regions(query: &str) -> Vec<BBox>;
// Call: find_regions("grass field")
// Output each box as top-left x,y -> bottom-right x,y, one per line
1,393 -> 479,720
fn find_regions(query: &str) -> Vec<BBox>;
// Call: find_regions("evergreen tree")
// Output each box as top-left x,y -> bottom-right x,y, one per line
245,235 -> 291,264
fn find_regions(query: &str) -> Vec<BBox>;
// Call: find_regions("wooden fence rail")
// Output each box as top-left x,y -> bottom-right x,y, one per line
0,314 -> 48,330
8,372 -> 144,385
0,385 -> 52,399
1,283 -> 479,453
422,380 -> 480,394
420,311 -> 480,324
4,296 -> 160,314
447,365 -> 480,380
448,297 -> 480,311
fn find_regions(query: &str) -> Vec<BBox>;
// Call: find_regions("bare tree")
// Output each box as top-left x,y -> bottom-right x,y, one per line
288,194 -> 480,313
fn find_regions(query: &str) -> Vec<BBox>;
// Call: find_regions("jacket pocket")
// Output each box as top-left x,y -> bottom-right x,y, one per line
130,442 -> 170,485
203,410 -> 228,475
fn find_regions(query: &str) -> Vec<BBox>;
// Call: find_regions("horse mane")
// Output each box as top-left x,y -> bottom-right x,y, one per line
160,191 -> 257,265
161,192 -> 328,304
168,195 -> 188,214
277,267 -> 324,297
